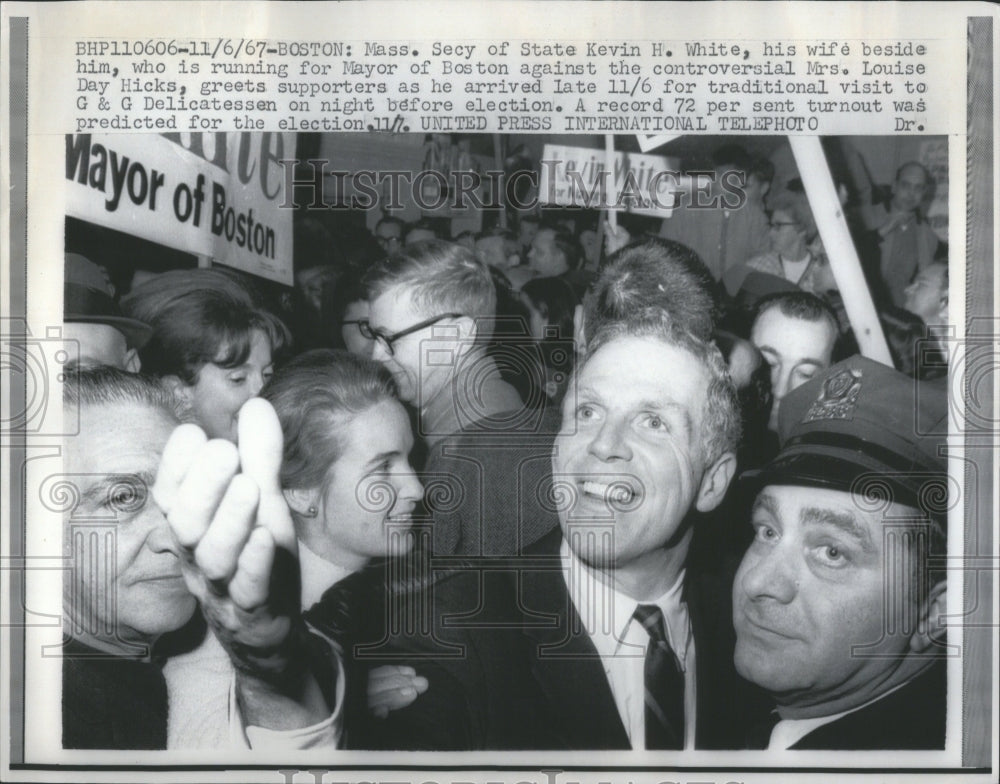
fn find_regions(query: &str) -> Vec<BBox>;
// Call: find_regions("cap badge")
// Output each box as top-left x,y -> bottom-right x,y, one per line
803,367 -> 863,422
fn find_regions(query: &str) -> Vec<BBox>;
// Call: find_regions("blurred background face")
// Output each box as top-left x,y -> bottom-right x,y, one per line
180,329 -> 273,441
769,209 -> 806,259
295,266 -> 334,313
341,299 -> 374,357
63,322 -> 132,370
891,165 -> 929,214
476,235 -> 515,270
578,229 -> 600,268
527,229 -> 567,276
903,264 -> 948,324
64,402 -> 196,650
311,399 -> 423,572
518,220 -> 538,251
751,309 -> 835,431
375,221 -> 403,254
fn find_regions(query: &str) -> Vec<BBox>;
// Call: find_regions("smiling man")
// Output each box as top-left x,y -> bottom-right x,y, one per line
535,316 -> 744,749
355,314 -> 764,750
734,354 -> 948,749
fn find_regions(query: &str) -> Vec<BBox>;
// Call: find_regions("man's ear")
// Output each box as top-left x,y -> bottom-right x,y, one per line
123,347 -> 141,373
453,315 -> 479,354
695,451 -> 737,513
162,375 -> 190,406
911,579 -> 947,653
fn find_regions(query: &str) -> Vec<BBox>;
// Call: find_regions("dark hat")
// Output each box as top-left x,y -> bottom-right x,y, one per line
742,354 -> 948,518
722,264 -> 800,301
64,253 -> 152,349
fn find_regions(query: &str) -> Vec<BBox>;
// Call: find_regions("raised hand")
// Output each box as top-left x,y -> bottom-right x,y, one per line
152,398 -> 301,679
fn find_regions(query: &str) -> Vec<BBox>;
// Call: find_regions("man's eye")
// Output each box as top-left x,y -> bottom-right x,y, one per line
106,478 -> 147,513
229,375 -> 247,385
641,414 -> 667,431
577,404 -> 596,420
814,544 -> 849,567
752,523 -> 777,543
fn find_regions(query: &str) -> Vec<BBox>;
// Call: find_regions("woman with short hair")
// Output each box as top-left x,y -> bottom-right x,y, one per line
122,270 -> 289,442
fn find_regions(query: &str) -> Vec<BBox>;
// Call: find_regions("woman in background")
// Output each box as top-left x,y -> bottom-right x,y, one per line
741,190 -> 838,295
264,349 -> 423,600
264,349 -> 427,722
122,269 -> 289,442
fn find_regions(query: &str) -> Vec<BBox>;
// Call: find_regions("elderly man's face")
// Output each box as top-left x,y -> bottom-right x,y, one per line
552,336 -> 724,575
64,402 -> 196,650
751,308 -> 836,431
733,485 -> 927,713
63,322 -> 134,371
891,164 -> 929,214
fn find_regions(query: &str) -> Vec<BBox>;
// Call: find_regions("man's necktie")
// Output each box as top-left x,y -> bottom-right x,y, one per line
634,603 -> 685,749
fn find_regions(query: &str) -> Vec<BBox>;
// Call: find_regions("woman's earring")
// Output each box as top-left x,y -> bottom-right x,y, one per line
305,506 -> 318,518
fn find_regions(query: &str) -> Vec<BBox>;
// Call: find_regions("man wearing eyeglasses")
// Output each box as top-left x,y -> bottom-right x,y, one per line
362,240 -> 524,450
373,216 -> 404,255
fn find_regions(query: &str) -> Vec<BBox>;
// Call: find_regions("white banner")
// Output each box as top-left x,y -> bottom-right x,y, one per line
538,143 -> 684,217
64,132 -> 294,284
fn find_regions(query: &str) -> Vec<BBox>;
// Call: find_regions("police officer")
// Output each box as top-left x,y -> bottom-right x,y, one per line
732,355 -> 948,749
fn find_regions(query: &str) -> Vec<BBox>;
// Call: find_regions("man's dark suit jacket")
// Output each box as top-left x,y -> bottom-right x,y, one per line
320,527 -> 769,750
62,638 -> 169,749
786,659 -> 946,750
426,405 -> 562,557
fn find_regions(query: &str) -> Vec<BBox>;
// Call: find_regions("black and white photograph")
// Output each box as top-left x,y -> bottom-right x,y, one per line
1,3 -> 995,783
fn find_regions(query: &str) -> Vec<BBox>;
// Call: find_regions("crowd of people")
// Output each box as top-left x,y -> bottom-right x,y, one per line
59,140 -> 950,752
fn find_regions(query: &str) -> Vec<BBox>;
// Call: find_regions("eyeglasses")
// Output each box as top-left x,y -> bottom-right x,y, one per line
358,313 -> 461,357
768,221 -> 798,229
